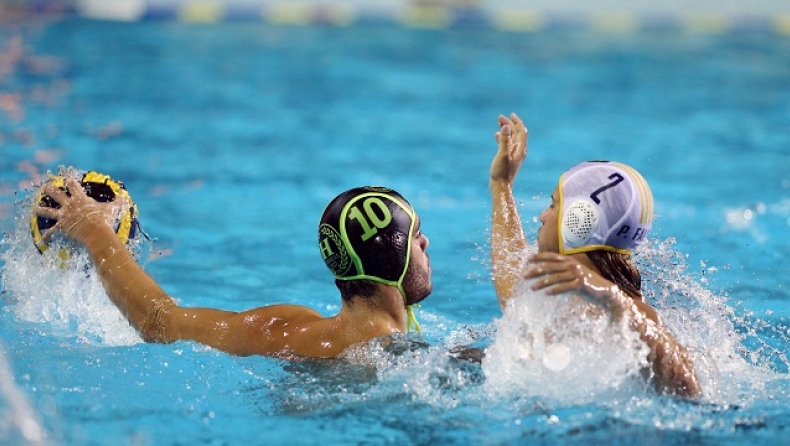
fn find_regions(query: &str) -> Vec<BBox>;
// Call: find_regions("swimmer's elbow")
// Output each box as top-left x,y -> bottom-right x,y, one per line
655,360 -> 702,399
670,371 -> 702,399
138,299 -> 178,344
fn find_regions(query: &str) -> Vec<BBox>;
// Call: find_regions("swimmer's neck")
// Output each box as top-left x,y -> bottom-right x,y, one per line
338,284 -> 408,333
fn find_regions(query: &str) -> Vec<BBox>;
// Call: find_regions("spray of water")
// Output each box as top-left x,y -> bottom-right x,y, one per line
0,345 -> 47,446
636,238 -> 785,405
480,237 -> 788,408
482,283 -> 651,406
1,183 -> 143,346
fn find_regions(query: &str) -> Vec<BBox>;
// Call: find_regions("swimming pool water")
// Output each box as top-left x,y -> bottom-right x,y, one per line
1,18 -> 789,445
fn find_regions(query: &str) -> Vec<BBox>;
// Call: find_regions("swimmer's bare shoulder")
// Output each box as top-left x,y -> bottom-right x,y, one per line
162,303 -> 351,358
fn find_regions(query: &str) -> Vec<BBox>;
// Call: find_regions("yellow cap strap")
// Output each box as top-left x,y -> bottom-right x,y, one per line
406,304 -> 421,333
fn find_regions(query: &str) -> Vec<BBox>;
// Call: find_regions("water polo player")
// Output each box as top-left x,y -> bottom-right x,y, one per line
318,187 -> 432,332
33,182 -> 431,358
488,112 -> 701,398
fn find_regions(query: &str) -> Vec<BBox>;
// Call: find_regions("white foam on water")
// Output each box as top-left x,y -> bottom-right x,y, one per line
1,185 -> 142,347
481,237 -> 789,408
482,281 -> 651,406
0,346 -> 47,445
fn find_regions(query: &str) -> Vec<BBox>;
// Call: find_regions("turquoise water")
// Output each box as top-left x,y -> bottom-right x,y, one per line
1,18 -> 789,445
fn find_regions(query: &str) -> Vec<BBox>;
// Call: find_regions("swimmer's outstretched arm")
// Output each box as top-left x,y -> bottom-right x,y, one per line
524,252 -> 702,399
489,113 -> 529,308
33,178 -> 340,358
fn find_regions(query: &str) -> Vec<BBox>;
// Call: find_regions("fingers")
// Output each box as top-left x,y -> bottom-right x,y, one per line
540,279 -> 580,296
494,113 -> 526,160
34,205 -> 59,220
524,261 -> 566,278
497,124 -> 511,146
528,270 -> 579,294
510,113 -> 527,134
528,252 -> 566,263
63,177 -> 87,199
42,182 -> 68,204
525,253 -> 579,293
40,226 -> 57,244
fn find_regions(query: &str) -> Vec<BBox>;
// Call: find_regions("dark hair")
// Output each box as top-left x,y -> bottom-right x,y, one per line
335,279 -> 378,302
586,250 -> 642,299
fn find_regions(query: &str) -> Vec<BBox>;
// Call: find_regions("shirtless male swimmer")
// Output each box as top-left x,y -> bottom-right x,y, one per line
35,183 -> 431,358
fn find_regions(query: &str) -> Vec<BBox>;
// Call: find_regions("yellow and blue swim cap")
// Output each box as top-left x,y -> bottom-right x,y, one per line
30,170 -> 140,254
558,161 -> 653,256
318,186 -> 416,291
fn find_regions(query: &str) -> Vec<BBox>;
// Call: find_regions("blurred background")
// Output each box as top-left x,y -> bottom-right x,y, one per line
2,0 -> 789,30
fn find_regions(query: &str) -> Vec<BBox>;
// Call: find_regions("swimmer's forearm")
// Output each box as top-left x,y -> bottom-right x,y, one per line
490,179 -> 527,307
643,326 -> 701,398
83,227 -> 177,342
620,301 -> 701,398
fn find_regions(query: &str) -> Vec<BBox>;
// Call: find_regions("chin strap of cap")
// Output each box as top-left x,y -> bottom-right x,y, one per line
406,304 -> 421,333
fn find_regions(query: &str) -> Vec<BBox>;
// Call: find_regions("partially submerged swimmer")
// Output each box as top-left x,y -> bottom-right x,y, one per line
488,113 -> 701,398
34,184 -> 431,358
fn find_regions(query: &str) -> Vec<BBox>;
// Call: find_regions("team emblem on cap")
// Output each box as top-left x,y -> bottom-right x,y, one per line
318,224 -> 351,277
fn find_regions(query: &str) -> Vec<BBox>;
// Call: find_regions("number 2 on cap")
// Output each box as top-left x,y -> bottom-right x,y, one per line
589,173 -> 624,204
348,197 -> 393,241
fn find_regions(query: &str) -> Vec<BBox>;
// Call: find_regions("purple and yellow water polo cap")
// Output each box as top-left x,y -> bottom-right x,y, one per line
558,161 -> 653,256
317,186 -> 421,331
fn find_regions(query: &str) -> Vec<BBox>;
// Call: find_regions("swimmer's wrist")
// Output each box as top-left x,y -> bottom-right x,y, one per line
81,224 -> 126,260
489,178 -> 515,190
80,220 -> 117,246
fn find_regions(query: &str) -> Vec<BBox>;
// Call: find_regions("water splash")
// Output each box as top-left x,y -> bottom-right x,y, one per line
0,346 -> 47,445
482,284 -> 651,406
636,238 -> 786,405
1,182 -> 145,347
480,237 -> 790,409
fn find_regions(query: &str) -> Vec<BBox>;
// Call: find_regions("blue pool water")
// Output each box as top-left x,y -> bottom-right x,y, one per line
1,17 -> 789,445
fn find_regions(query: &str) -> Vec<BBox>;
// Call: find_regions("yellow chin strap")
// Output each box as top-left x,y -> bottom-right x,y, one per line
406,304 -> 421,333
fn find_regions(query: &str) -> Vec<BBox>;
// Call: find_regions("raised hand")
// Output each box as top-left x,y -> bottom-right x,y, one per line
490,113 -> 528,183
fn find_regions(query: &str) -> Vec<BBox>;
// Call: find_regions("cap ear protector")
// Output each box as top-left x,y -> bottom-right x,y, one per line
561,199 -> 600,248
31,170 -> 140,254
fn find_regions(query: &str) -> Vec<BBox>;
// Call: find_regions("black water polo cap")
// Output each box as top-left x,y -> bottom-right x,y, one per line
317,186 -> 416,287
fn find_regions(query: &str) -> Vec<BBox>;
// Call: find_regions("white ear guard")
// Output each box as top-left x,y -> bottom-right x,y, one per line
561,199 -> 600,248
